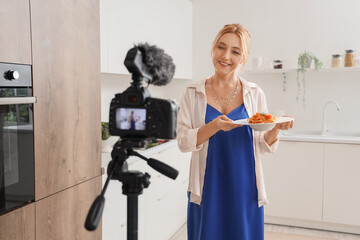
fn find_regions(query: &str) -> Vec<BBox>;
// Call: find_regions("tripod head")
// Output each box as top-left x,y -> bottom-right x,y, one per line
85,140 -> 179,233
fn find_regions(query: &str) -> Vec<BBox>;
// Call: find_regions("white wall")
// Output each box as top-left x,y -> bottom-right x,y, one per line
101,0 -> 360,133
193,0 -> 360,133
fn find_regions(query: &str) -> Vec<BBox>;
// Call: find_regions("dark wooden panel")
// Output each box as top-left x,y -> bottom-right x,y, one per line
36,176 -> 102,240
0,204 -> 35,240
0,0 -> 32,64
30,0 -> 102,199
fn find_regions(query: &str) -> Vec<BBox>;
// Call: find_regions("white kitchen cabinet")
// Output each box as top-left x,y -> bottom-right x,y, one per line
323,144 -> 360,227
144,146 -> 190,240
262,141 -> 324,222
102,158 -> 147,240
102,145 -> 191,240
146,180 -> 188,240
101,0 -> 193,79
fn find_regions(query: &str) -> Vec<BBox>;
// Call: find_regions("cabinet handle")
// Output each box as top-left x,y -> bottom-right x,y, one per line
0,97 -> 37,105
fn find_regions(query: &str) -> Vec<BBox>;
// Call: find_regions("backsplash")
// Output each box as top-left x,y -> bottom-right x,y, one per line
243,70 -> 360,134
102,71 -> 360,134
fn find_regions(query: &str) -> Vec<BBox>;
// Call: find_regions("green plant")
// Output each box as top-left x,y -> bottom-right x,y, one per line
101,122 -> 110,141
296,51 -> 323,108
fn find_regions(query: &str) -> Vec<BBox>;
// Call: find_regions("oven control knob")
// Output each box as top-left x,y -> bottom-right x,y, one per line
4,70 -> 19,80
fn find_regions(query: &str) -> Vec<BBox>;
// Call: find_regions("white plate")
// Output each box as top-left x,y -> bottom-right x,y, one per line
233,116 -> 294,131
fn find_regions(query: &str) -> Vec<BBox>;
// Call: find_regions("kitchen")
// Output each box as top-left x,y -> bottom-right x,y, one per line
1,0 -> 360,239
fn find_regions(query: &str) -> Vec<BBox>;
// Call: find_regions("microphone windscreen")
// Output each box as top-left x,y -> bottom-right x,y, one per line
136,43 -> 176,86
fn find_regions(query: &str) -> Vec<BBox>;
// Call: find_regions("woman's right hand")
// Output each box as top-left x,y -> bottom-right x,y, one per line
213,115 -> 242,132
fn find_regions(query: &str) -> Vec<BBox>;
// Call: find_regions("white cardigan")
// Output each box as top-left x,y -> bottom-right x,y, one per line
176,77 -> 279,207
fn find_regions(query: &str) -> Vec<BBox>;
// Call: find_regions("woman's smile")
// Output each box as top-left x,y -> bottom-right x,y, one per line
218,61 -> 231,67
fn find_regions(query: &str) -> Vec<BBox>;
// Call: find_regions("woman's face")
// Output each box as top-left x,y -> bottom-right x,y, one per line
212,33 -> 243,77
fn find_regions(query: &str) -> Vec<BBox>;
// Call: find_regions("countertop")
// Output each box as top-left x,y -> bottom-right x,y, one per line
102,131 -> 360,170
279,131 -> 360,145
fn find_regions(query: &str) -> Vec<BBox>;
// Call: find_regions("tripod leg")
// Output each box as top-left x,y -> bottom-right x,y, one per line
127,195 -> 138,240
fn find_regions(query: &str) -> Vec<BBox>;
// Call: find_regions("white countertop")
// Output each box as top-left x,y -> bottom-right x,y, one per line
279,130 -> 360,145
102,132 -> 360,170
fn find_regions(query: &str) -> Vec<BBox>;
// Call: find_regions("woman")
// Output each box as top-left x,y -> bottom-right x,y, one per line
129,111 -> 137,130
176,24 -> 294,240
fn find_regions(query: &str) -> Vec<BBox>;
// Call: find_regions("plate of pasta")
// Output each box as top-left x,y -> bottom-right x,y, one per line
233,113 -> 293,131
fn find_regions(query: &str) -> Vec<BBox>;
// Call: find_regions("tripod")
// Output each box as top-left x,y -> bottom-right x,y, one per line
85,140 -> 179,240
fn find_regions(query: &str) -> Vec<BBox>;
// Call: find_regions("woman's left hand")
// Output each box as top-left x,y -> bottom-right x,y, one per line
273,115 -> 294,131
264,115 -> 294,146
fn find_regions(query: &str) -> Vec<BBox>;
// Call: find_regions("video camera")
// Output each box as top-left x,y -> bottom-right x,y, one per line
109,43 -> 178,148
85,44 -> 180,238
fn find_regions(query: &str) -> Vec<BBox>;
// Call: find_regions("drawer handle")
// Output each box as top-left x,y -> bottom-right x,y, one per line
0,97 -> 37,105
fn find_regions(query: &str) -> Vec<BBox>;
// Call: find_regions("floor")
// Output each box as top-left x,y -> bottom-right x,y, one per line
170,223 -> 360,240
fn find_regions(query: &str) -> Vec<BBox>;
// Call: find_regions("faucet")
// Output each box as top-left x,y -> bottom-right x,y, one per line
321,101 -> 340,134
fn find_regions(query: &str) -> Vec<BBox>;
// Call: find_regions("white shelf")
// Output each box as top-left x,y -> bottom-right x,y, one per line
245,67 -> 360,74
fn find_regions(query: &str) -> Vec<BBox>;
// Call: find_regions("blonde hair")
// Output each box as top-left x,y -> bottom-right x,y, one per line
211,23 -> 251,71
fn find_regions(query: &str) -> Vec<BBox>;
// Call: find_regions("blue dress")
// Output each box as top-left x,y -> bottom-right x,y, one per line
187,104 -> 264,240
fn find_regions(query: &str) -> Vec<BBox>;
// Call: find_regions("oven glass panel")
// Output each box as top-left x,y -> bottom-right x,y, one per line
0,87 -> 34,214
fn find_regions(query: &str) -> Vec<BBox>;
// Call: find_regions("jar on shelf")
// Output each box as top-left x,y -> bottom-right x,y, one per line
344,49 -> 355,67
331,54 -> 342,68
273,59 -> 283,69
354,53 -> 360,67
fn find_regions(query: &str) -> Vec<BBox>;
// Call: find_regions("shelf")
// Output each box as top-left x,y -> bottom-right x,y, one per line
245,67 -> 360,74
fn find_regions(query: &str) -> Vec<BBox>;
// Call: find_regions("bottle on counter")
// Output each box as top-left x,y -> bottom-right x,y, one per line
331,54 -> 342,68
273,59 -> 283,69
344,49 -> 355,67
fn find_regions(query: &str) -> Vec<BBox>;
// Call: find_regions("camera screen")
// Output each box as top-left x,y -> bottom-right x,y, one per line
116,108 -> 146,131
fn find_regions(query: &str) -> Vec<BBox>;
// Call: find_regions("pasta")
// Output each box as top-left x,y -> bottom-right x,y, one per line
248,112 -> 276,124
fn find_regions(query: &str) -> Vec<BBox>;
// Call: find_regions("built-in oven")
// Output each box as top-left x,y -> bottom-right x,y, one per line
0,62 -> 36,215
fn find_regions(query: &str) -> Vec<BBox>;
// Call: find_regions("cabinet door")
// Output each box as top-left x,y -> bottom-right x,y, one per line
146,181 -> 187,240
0,0 -> 31,64
0,204 -> 35,240
145,146 -> 188,240
100,0 -> 109,72
262,141 -> 323,221
145,146 -> 190,206
30,0 -> 102,199
36,176 -> 102,240
106,0 -> 192,79
323,144 -> 360,226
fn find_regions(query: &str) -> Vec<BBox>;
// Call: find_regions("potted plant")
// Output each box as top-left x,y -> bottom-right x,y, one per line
101,122 -> 118,152
296,51 -> 323,108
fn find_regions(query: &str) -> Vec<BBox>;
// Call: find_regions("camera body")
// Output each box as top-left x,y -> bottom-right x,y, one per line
108,43 -> 178,147
109,85 -> 178,144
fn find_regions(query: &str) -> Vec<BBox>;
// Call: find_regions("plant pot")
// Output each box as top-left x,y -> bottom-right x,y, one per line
300,57 -> 312,69
305,57 -> 312,68
102,136 -> 119,153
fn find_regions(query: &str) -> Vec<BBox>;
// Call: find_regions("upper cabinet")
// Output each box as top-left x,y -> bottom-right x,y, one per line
0,0 -> 31,64
100,0 -> 193,79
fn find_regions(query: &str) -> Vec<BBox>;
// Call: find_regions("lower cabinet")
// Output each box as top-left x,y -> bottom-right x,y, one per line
35,176 -> 102,240
102,145 -> 191,240
323,144 -> 360,227
0,203 -> 35,240
262,141 -> 324,221
102,159 -> 147,240
262,141 -> 360,233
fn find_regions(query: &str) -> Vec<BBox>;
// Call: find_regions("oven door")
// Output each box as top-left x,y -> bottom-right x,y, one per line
0,88 -> 36,215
